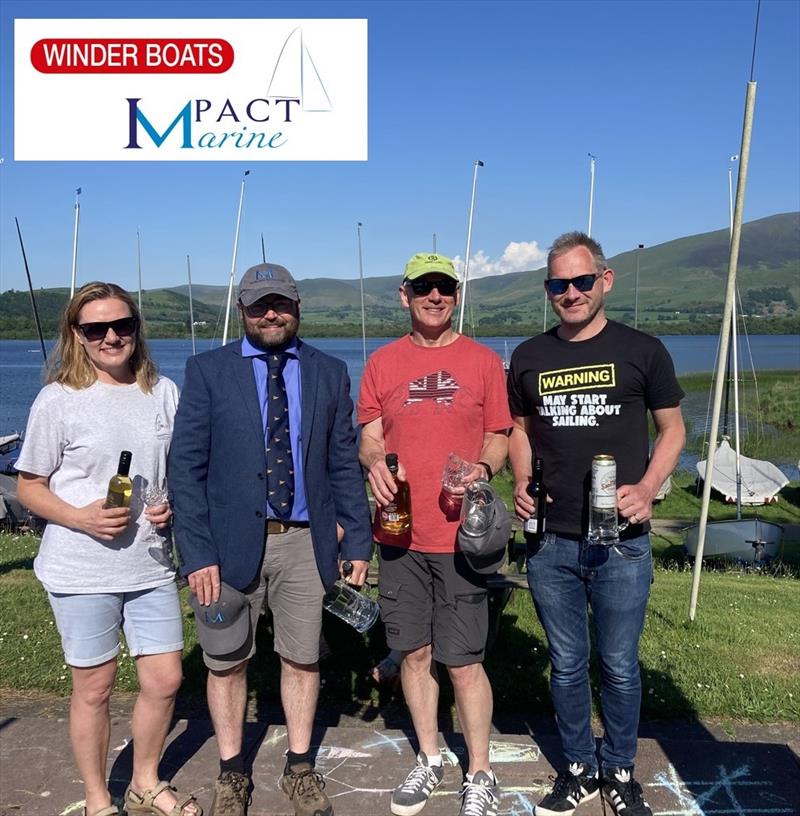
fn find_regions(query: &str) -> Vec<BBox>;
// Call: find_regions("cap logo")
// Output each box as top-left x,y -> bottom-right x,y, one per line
255,267 -> 275,281
205,610 -> 225,625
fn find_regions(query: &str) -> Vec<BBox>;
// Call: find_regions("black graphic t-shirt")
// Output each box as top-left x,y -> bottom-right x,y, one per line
508,321 -> 684,536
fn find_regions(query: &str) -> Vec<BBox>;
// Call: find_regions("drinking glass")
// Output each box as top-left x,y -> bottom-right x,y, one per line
441,453 -> 475,495
143,480 -> 176,570
142,480 -> 169,528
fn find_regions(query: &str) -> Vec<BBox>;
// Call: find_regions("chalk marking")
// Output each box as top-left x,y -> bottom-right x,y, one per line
650,762 -> 794,816
489,740 -> 540,763
262,726 -> 287,748
316,746 -> 372,759
362,730 -> 408,754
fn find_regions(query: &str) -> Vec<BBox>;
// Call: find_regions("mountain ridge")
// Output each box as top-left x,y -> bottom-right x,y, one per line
2,212 -> 798,338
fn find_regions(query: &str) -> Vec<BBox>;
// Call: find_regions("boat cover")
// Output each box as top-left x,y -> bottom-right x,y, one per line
697,439 -> 789,505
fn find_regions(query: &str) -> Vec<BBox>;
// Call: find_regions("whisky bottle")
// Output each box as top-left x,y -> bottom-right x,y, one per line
380,453 -> 412,534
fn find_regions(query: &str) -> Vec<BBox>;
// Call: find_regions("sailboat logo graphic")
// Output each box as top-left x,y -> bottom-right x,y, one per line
266,27 -> 333,112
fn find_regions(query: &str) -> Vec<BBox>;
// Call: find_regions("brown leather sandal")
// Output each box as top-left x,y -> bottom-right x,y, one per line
124,781 -> 202,816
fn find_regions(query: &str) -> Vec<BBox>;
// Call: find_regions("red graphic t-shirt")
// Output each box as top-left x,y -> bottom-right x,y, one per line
358,334 -> 511,553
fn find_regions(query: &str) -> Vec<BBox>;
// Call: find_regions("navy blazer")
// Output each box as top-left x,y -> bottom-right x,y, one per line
168,338 -> 372,590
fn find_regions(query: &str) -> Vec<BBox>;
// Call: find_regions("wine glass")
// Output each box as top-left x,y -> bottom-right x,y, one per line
142,480 -> 169,525
142,480 -> 175,570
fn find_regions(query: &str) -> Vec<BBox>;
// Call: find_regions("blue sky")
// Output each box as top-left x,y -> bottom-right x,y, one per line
1,0 -> 798,294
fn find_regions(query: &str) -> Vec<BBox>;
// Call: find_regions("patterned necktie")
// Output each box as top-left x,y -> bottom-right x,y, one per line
265,352 -> 294,520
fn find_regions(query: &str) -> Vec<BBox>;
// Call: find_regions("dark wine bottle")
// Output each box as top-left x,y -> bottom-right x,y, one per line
523,456 -> 546,541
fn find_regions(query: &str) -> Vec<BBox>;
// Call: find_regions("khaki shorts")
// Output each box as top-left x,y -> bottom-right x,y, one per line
204,525 -> 325,671
378,544 -> 488,667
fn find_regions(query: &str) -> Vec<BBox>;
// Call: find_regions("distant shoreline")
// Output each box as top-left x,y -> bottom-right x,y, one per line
3,325 -> 800,341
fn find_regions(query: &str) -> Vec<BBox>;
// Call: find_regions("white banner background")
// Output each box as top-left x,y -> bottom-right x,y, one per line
14,18 -> 368,161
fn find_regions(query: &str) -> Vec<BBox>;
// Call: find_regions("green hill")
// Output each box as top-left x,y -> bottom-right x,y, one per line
2,213 -> 798,339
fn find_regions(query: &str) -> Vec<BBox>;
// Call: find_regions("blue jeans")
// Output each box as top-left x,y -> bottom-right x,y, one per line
527,532 -> 652,772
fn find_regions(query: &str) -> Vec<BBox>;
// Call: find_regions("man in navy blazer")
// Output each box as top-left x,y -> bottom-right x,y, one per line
170,262 -> 372,816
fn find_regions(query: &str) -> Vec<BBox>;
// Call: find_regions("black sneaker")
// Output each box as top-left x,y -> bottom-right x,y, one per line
535,762 -> 599,816
390,752 -> 445,816
601,767 -> 652,816
459,769 -> 499,816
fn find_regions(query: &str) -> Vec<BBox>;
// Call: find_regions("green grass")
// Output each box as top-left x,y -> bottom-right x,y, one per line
2,529 -> 798,723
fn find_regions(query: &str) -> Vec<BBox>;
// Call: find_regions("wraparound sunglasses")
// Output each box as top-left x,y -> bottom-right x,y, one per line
544,272 -> 603,296
77,316 -> 138,342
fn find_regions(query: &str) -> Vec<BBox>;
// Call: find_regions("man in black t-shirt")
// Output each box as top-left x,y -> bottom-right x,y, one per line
508,232 -> 685,816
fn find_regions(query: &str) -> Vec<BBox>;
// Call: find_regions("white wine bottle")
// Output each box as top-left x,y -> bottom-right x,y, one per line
105,451 -> 133,508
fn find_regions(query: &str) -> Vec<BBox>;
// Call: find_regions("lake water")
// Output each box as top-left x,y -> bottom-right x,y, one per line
2,334 -> 798,474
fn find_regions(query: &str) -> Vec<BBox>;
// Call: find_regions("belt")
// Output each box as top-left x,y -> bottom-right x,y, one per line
266,519 -> 310,535
549,525 -> 647,543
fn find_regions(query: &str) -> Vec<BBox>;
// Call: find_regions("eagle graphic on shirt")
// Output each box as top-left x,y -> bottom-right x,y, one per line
403,370 -> 460,407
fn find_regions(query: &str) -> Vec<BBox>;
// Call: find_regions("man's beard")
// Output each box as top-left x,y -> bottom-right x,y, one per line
243,315 -> 299,350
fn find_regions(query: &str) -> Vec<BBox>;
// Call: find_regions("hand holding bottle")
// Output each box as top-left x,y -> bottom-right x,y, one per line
378,454 -> 412,534
75,498 -> 130,540
367,451 -> 408,507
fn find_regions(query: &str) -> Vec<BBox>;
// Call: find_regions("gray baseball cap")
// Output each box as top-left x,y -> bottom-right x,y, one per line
457,482 -> 511,575
188,582 -> 250,657
238,263 -> 300,306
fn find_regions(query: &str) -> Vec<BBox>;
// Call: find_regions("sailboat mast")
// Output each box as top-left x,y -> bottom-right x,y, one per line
689,80 -> 757,621
222,170 -> 249,346
357,222 -> 367,365
187,254 -> 196,357
729,157 -> 743,518
136,228 -> 143,314
587,153 -> 596,237
15,217 -> 47,361
70,187 -> 81,298
458,159 -> 484,334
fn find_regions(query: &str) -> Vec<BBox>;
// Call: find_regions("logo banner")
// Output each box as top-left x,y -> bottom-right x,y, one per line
14,18 -> 368,161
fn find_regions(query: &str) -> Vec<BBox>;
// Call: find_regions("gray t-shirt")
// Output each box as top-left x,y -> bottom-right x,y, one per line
16,377 -> 179,593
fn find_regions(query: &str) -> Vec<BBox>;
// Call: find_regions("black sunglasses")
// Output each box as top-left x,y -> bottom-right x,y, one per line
77,316 -> 138,342
544,272 -> 603,296
242,297 -> 296,318
405,277 -> 459,297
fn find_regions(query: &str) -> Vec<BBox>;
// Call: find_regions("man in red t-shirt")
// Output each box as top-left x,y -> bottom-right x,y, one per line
358,252 -> 511,816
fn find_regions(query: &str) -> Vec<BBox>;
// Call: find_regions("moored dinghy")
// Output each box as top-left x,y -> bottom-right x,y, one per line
684,517 -> 783,562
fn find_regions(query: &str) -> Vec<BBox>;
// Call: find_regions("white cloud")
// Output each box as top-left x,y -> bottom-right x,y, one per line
452,240 -> 546,279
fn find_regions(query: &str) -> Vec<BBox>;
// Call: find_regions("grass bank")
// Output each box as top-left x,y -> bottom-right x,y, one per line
677,369 -> 799,463
1,529 -> 797,723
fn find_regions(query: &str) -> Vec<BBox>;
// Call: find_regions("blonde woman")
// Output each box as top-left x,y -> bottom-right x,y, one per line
16,283 -> 199,816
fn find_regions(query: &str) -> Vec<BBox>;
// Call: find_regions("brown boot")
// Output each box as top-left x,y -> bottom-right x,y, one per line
280,763 -> 332,816
210,771 -> 250,816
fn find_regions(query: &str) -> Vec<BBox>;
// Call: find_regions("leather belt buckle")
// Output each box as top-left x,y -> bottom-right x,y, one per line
267,519 -> 290,535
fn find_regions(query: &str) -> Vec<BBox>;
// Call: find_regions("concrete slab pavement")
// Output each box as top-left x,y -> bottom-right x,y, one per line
1,709 -> 798,816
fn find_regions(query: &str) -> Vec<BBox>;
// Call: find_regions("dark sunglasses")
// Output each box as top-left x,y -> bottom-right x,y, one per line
77,316 -> 138,342
544,272 -> 603,296
405,277 -> 459,297
242,297 -> 295,318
